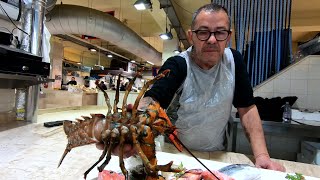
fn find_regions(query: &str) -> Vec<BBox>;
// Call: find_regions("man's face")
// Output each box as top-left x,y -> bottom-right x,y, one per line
188,10 -> 231,69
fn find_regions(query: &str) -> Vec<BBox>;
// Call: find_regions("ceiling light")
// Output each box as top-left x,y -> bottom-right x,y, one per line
160,31 -> 173,40
107,54 -> 113,58
134,0 -> 152,10
77,62 -> 81,64
131,60 -> 136,63
173,39 -> 182,54
173,49 -> 181,54
89,48 -> 96,52
147,61 -> 154,65
160,4 -> 173,40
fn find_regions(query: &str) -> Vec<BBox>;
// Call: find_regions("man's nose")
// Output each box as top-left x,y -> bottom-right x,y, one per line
207,33 -> 217,44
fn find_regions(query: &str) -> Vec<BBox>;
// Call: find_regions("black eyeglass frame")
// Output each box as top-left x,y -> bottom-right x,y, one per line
191,29 -> 231,41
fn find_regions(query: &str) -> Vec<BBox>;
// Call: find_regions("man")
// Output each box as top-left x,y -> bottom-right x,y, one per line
67,76 -> 77,85
101,3 -> 285,172
141,3 -> 285,171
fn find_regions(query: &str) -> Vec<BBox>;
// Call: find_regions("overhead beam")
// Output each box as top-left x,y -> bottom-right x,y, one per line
56,34 -> 131,62
158,0 -> 190,48
147,0 -> 166,32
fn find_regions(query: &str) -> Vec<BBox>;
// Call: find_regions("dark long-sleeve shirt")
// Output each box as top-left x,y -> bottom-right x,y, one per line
144,49 -> 255,109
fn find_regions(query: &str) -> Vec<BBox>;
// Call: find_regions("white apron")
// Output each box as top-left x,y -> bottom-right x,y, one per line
168,47 -> 235,151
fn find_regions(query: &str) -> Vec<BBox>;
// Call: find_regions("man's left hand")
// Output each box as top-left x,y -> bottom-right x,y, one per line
255,155 -> 286,172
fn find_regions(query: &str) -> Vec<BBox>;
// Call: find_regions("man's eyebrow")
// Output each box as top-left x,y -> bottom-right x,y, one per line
195,26 -> 209,30
216,26 -> 228,30
195,26 -> 228,31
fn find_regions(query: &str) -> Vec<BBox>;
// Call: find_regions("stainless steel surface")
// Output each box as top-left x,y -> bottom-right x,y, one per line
26,85 -> 40,122
30,0 -> 46,56
17,1 -> 33,122
20,3 -> 32,52
0,73 -> 53,88
45,0 -> 57,12
231,118 -> 320,161
14,0 -> 48,122
45,4 -> 162,66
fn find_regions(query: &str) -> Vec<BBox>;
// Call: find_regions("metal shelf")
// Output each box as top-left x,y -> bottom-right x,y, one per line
0,73 -> 54,89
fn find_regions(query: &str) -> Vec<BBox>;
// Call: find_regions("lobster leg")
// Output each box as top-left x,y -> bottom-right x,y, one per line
83,141 -> 109,179
97,140 -> 116,172
130,125 -> 157,176
97,128 -> 120,172
132,69 -> 170,119
121,68 -> 143,118
113,74 -> 121,114
95,80 -> 112,115
119,126 -> 130,179
156,161 -> 182,173
83,129 -> 112,179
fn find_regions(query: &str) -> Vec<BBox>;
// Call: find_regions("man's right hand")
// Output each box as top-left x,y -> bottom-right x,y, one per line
137,96 -> 155,111
95,97 -> 155,157
96,143 -> 136,158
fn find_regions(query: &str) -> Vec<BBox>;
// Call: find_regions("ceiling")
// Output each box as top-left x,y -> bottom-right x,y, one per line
56,0 -> 320,67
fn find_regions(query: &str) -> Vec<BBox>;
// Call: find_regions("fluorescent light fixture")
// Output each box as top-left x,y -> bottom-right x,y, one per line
131,60 -> 136,63
134,3 -> 146,10
89,48 -> 96,52
134,0 -> 152,10
147,61 -> 154,65
159,31 -> 173,40
77,62 -> 81,64
173,49 -> 180,54
107,54 -> 113,58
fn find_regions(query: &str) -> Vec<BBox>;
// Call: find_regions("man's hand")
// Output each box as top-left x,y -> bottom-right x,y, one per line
255,154 -> 286,172
137,96 -> 155,111
96,143 -> 136,158
95,98 -> 155,157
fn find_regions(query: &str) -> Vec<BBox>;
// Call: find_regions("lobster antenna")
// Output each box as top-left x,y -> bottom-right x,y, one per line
169,133 -> 220,180
113,74 -> 121,113
121,68 -> 143,117
95,80 -> 112,115
132,69 -> 170,119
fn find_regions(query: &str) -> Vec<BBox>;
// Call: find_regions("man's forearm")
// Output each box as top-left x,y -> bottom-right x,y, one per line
237,105 -> 270,159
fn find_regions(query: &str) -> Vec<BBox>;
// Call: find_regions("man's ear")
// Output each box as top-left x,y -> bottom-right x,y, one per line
225,30 -> 232,47
187,30 -> 193,45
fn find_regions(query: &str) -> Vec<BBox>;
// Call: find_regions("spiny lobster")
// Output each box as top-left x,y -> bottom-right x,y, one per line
58,69 -> 184,180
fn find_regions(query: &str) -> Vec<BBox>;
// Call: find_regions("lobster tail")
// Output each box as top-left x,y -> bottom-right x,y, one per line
59,117 -> 104,167
58,149 -> 70,168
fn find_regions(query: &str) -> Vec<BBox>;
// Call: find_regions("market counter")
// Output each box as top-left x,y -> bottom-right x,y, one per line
231,118 -> 320,161
161,142 -> 320,179
97,90 -> 140,107
38,89 -> 97,109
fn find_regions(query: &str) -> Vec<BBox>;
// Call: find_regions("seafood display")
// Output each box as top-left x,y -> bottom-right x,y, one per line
58,69 -> 184,180
97,169 -> 234,180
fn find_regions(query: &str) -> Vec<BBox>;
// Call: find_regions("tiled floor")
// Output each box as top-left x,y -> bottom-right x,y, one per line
0,107 -> 118,180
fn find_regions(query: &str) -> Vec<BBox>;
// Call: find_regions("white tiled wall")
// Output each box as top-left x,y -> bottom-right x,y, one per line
254,55 -> 320,111
0,89 -> 15,112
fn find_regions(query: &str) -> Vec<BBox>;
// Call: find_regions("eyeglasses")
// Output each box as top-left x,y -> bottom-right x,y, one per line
191,29 -> 231,41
